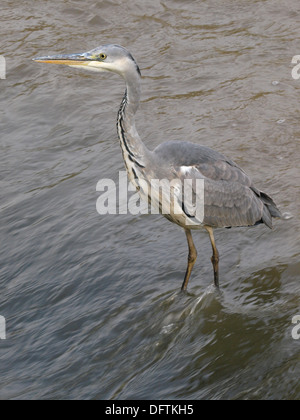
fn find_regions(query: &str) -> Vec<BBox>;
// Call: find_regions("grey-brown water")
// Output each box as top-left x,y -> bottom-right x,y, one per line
0,0 -> 299,400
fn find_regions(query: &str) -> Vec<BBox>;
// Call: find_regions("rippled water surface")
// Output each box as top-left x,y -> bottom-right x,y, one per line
0,0 -> 299,400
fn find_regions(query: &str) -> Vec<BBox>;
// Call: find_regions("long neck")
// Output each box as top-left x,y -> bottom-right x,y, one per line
117,73 -> 148,168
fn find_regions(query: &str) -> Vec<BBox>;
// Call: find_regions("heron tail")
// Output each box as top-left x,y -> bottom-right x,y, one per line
257,191 -> 282,229
260,191 -> 282,218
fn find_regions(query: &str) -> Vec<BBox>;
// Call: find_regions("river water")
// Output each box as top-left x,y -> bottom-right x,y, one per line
0,0 -> 299,400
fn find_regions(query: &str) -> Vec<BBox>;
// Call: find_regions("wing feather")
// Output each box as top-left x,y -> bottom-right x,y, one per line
154,141 -> 280,228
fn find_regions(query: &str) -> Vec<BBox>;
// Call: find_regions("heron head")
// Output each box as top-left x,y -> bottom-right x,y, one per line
33,44 -> 141,78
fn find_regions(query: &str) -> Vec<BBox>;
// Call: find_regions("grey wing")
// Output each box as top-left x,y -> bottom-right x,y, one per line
154,141 -> 281,228
202,178 -> 271,228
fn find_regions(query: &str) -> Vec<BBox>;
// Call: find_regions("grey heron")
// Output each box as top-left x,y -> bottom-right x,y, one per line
33,44 -> 281,290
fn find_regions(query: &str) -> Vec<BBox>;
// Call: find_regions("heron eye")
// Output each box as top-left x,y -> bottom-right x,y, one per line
99,53 -> 107,61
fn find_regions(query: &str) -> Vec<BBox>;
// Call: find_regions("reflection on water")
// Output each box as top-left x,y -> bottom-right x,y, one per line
0,0 -> 299,400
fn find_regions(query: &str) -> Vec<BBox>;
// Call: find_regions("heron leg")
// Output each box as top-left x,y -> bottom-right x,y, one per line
181,229 -> 198,291
205,226 -> 220,288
